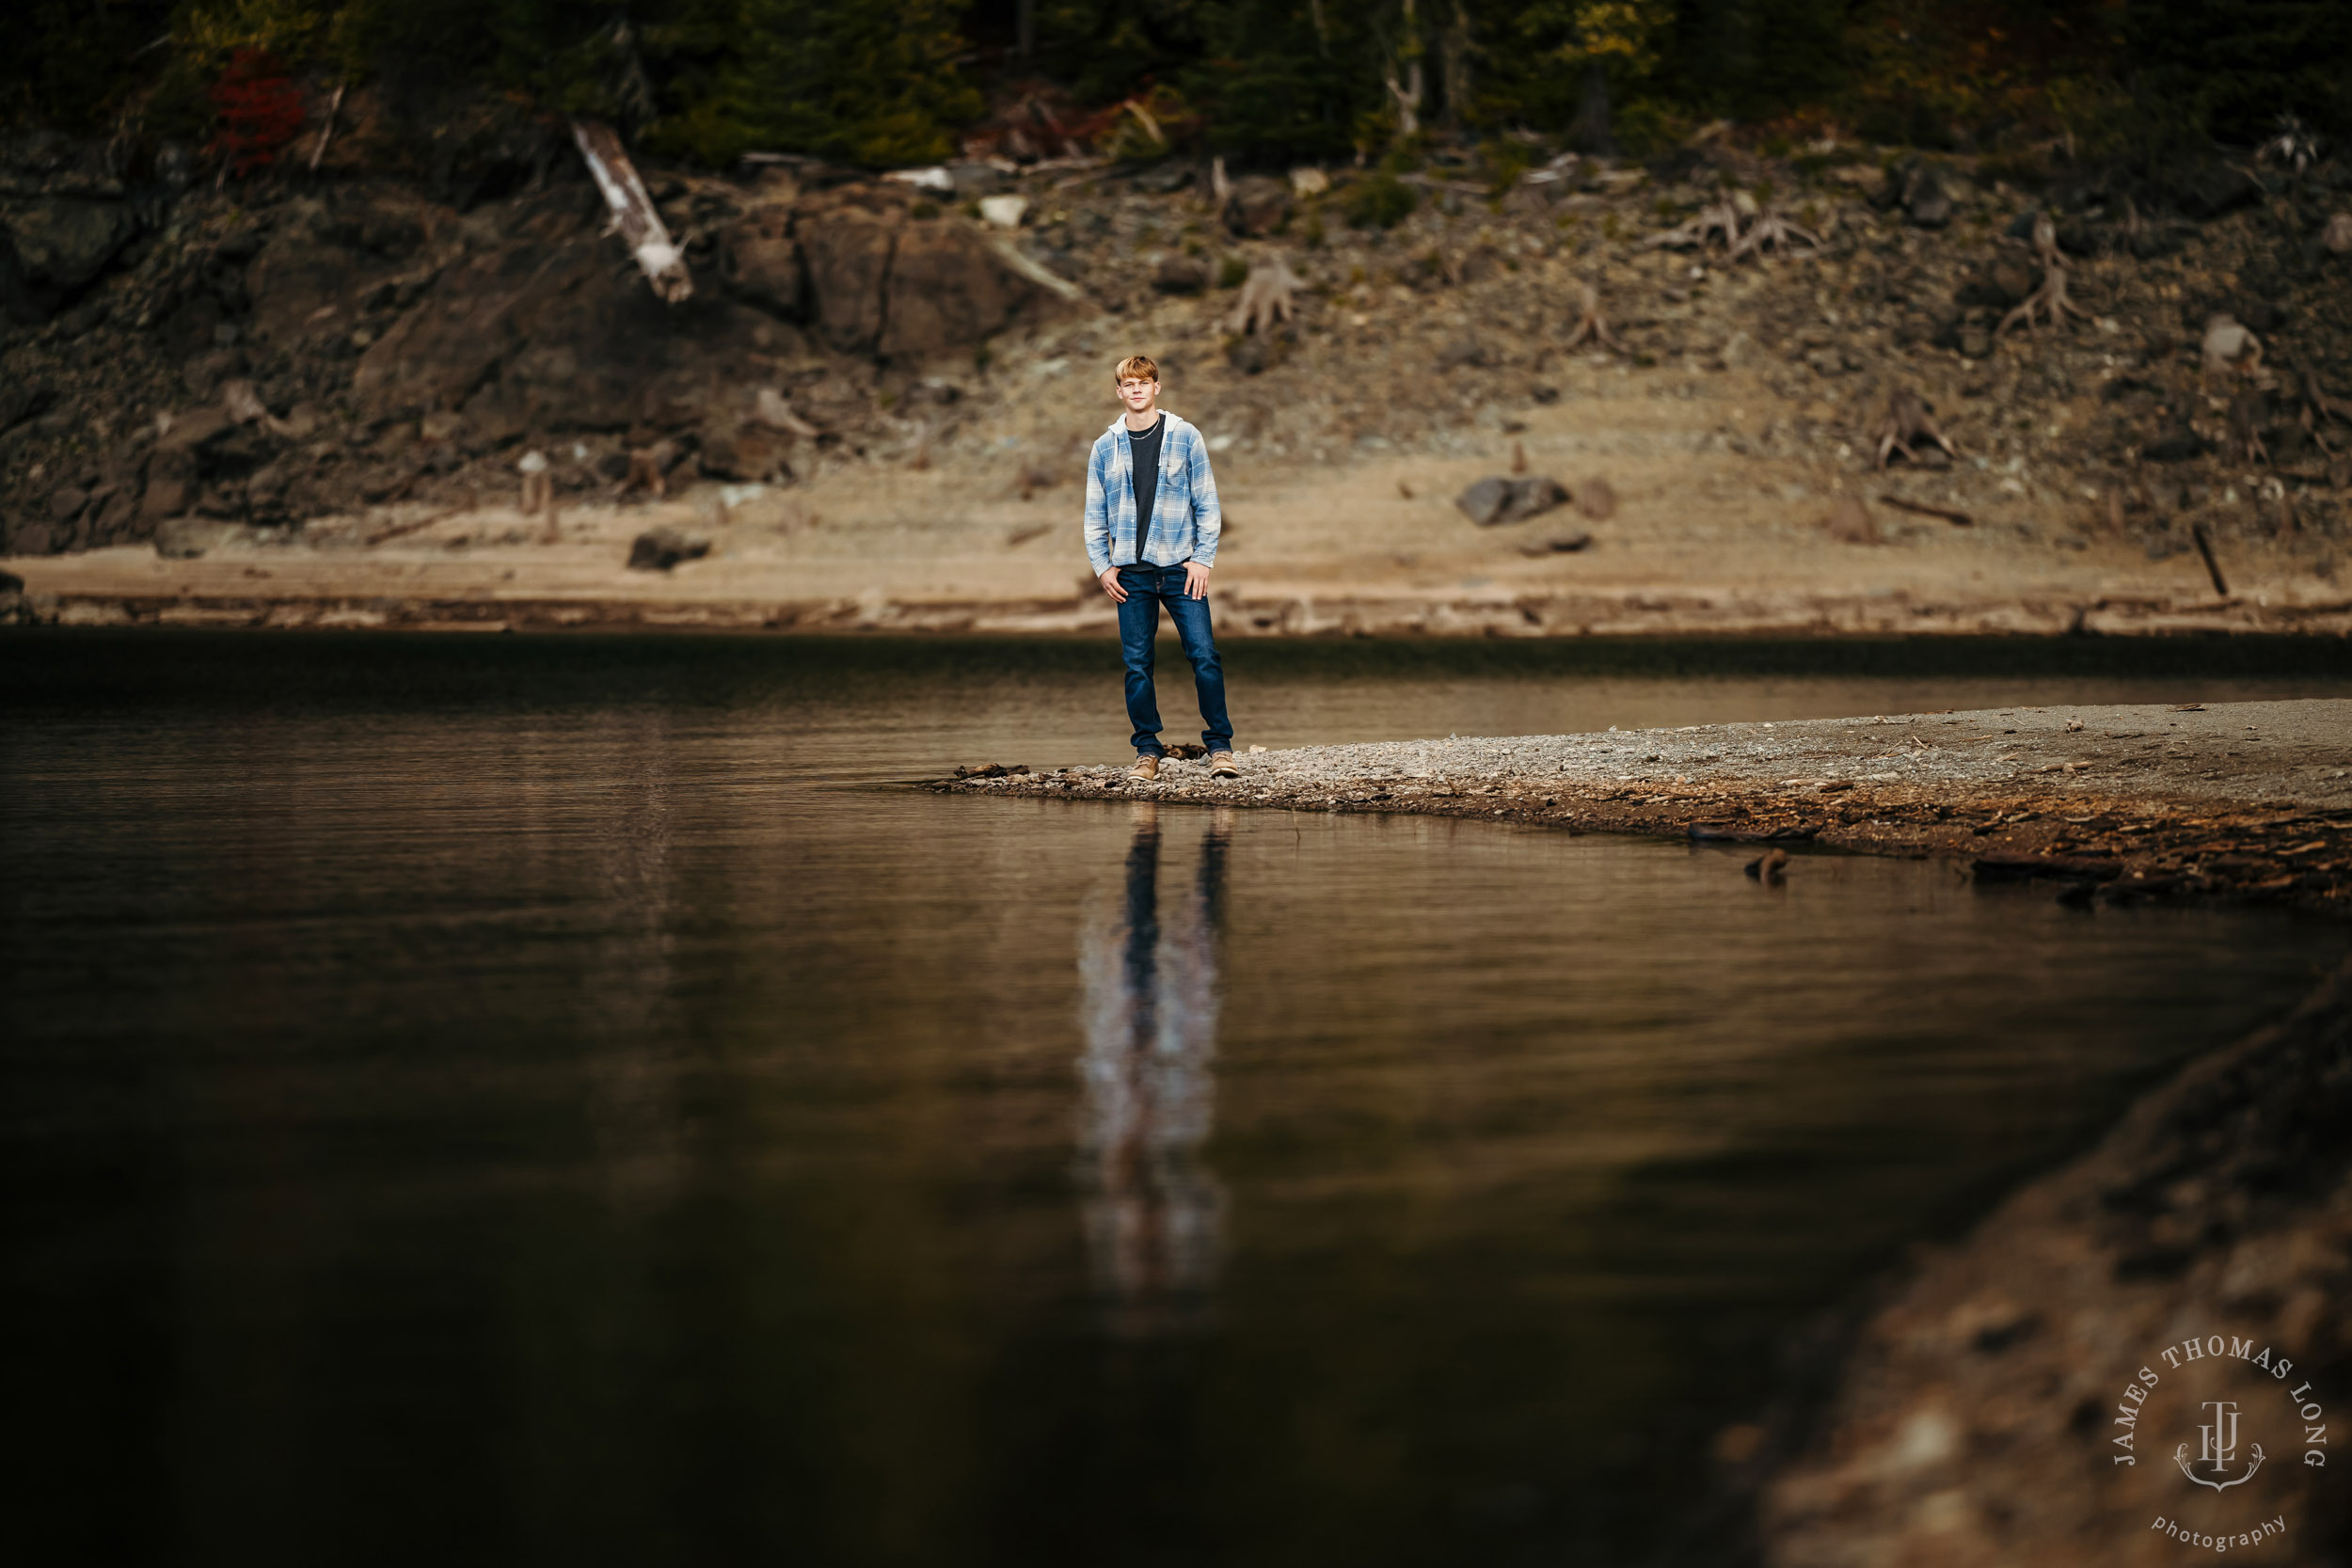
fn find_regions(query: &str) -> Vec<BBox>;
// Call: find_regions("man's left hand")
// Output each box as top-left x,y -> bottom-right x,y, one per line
1183,561 -> 1212,599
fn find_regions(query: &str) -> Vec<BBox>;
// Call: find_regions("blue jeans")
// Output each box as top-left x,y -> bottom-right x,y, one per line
1116,563 -> 1233,756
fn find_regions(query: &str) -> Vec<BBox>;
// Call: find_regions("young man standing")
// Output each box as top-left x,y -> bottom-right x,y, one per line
1084,356 -> 1239,782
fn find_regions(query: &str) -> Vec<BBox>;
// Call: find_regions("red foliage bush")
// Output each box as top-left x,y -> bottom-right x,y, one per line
208,49 -> 306,176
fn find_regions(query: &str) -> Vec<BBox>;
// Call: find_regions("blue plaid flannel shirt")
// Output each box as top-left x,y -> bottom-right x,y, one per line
1083,411 -> 1222,576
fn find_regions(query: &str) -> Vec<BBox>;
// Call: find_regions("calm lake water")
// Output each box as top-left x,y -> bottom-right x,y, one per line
6,632 -> 2349,1568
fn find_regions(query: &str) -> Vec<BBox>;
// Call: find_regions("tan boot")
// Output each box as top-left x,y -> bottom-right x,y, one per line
1127,755 -> 1159,782
1208,752 -> 1239,778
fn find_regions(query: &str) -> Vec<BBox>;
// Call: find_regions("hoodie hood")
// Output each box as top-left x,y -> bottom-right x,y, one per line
1104,410 -> 1189,439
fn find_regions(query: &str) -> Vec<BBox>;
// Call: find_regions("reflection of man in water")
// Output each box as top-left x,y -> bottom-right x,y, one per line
1077,805 -> 1230,1337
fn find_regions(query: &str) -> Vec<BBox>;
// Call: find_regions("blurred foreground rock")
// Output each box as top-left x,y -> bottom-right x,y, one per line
1752,958 -> 2352,1566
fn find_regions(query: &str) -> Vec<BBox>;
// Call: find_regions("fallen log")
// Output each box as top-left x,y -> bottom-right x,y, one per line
570,119 -> 692,304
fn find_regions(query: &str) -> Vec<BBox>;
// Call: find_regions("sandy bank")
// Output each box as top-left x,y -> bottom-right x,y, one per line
9,342 -> 2351,638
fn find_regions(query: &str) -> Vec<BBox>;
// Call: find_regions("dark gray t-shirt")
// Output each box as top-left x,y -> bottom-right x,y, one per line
1126,415 -> 1165,558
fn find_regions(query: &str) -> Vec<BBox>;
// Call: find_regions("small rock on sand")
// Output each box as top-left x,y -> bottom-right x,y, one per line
627,527 -> 710,572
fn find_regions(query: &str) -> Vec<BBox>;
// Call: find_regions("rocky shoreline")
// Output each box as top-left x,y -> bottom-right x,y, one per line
10,561 -> 2350,638
936,699 -> 2352,915
939,697 -> 2352,1564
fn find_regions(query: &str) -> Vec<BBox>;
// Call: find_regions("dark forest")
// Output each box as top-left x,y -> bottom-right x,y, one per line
9,1 -> 2349,173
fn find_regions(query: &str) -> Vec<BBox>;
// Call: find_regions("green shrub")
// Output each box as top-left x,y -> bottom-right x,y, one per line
1344,169 -> 1416,230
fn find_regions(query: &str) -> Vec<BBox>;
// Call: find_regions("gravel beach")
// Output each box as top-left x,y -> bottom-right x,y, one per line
940,698 -> 2352,914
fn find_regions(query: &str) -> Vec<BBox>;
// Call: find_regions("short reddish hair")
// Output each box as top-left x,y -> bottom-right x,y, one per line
1114,355 -> 1159,383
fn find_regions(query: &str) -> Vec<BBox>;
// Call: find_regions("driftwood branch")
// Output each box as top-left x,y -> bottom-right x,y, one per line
308,81 -> 346,173
754,388 -> 822,437
2191,523 -> 2231,596
570,119 -> 692,304
1878,493 -> 1974,527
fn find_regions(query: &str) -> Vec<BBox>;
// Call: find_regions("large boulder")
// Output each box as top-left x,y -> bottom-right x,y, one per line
355,223 -> 782,440
878,220 -> 1039,359
245,224 -> 377,346
797,208 -> 897,354
721,203 -> 803,317
141,448 -> 198,524
0,228 -> 29,324
730,194 -> 1077,360
0,196 -> 135,319
1222,176 -> 1292,237
2167,157 -> 2262,221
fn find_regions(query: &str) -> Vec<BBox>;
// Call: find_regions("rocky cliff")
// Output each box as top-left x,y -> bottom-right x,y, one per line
4,116 -> 2351,589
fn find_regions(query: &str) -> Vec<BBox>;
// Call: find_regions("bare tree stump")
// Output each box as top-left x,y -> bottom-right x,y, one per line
1562,281 -> 1625,354
1644,201 -> 1741,254
2030,209 -> 2062,270
517,450 -> 552,514
624,447 -> 668,499
1997,262 -> 2087,336
1729,209 -> 1820,261
1874,388 -> 1960,470
1225,254 -> 1304,336
2229,385 -> 2271,466
2201,312 -> 2263,377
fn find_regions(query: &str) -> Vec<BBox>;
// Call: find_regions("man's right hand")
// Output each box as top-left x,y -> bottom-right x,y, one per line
1097,567 -> 1128,604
